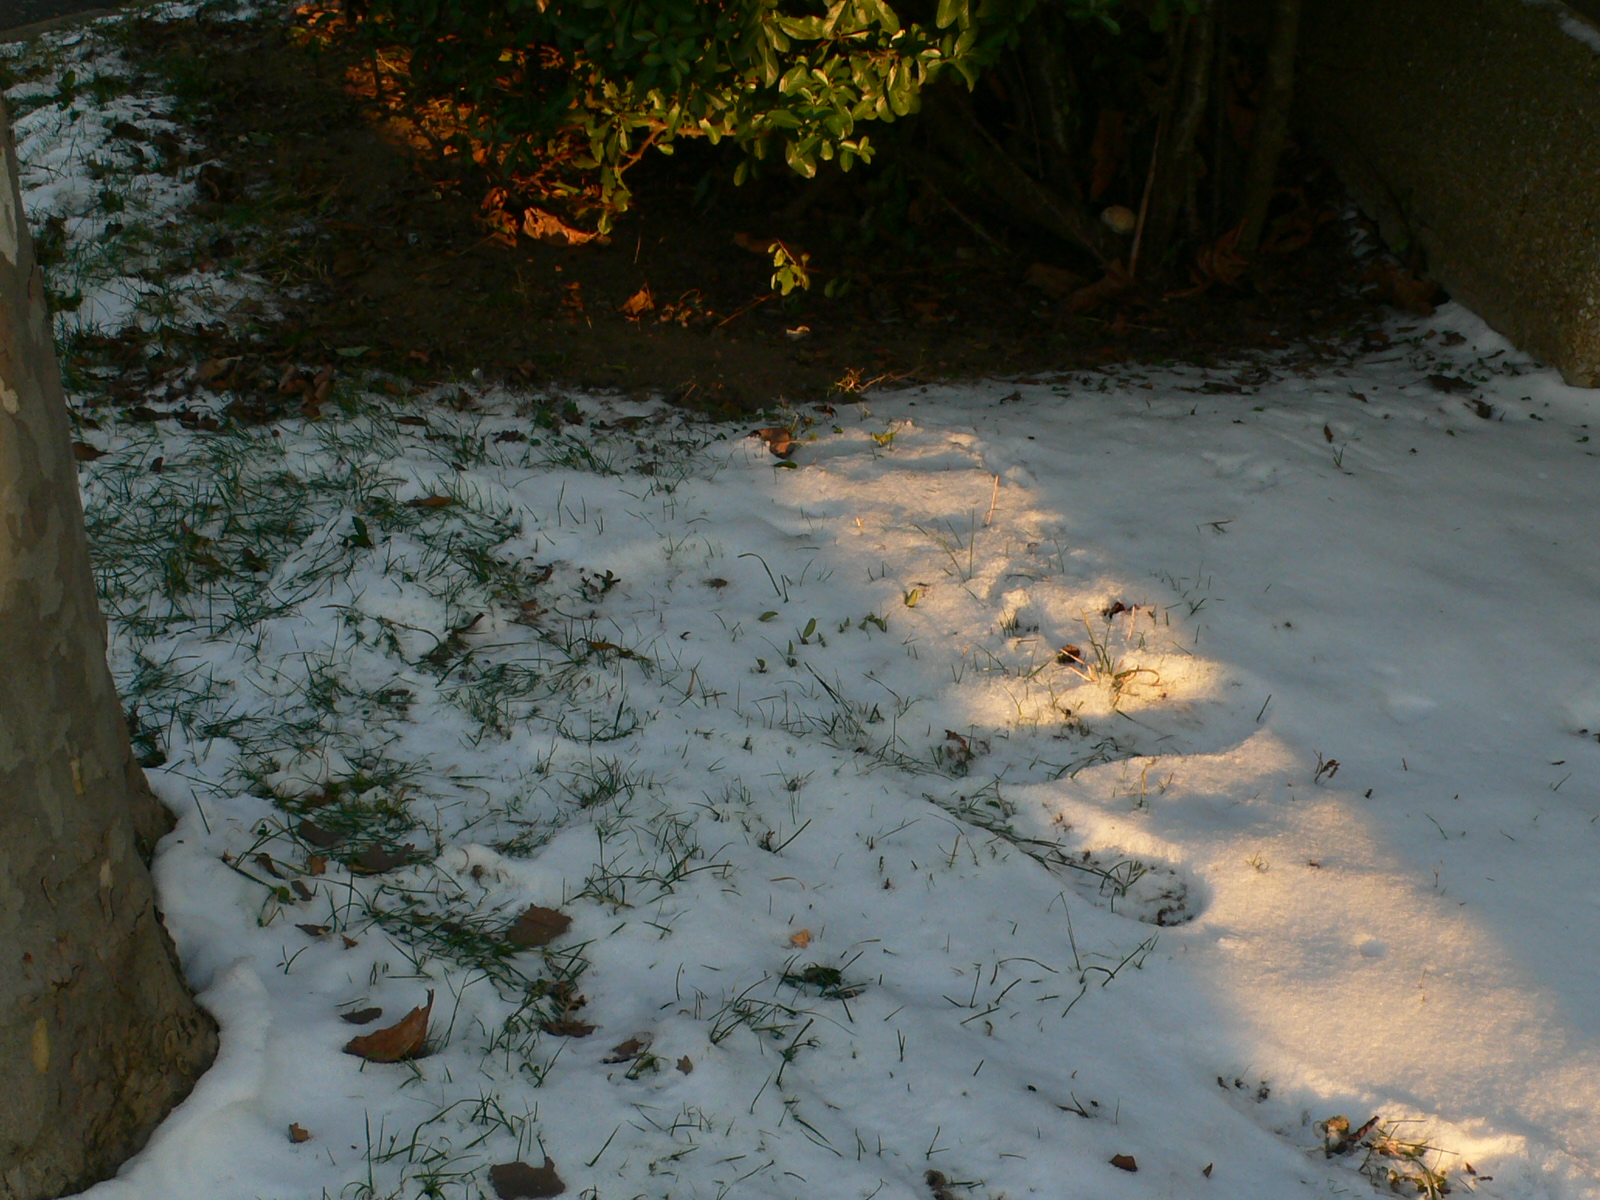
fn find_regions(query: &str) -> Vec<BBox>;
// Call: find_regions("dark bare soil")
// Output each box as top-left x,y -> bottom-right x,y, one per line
119,8 -> 1388,413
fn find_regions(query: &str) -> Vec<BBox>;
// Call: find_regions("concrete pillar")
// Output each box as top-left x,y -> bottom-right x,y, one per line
1299,0 -> 1600,385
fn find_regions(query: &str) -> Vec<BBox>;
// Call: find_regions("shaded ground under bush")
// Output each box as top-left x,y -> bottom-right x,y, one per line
111,7 -> 1390,411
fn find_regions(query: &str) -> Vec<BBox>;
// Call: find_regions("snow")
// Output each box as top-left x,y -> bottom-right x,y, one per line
10,13 -> 1600,1200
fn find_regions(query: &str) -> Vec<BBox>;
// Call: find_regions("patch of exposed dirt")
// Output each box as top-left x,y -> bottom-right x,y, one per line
114,8 -> 1389,413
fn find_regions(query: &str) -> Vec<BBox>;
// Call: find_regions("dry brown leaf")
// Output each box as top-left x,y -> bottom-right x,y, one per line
522,207 -> 600,246
1110,1153 -> 1139,1172
296,923 -> 331,937
72,442 -> 106,462
619,286 -> 655,318
489,1157 -> 566,1199
676,1055 -> 694,1074
1067,261 -> 1134,315
343,990 -> 433,1062
352,844 -> 412,874
298,820 -> 343,849
752,427 -> 796,459
603,1036 -> 648,1063
288,1122 -> 312,1143
1024,263 -> 1087,298
539,1017 -> 596,1037
307,854 -> 328,876
788,929 -> 812,949
406,495 -> 454,509
506,905 -> 572,948
291,879 -> 314,901
1364,261 -> 1440,317
341,1007 -> 384,1025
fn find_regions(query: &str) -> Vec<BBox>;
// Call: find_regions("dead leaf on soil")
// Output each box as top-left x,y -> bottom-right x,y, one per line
752,427 -> 796,458
523,207 -> 601,246
1068,260 -> 1134,315
489,1157 -> 566,1199
619,285 -> 655,318
288,1122 -> 312,1143
343,990 -> 433,1062
1025,262 -> 1087,298
506,904 -> 572,948
341,1007 -> 384,1025
1365,261 -> 1440,317
1110,1153 -> 1139,1172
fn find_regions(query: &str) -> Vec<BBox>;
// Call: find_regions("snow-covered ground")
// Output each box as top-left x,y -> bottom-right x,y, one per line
12,12 -> 1600,1200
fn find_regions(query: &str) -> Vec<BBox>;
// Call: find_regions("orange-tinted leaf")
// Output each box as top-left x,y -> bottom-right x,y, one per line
1110,1153 -> 1138,1172
789,929 -> 812,948
507,905 -> 572,948
343,990 -> 432,1062
752,427 -> 796,459
406,495 -> 454,509
288,1122 -> 312,1143
619,286 -> 655,318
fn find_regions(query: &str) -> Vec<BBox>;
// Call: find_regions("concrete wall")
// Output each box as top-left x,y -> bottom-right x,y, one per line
1298,0 -> 1600,385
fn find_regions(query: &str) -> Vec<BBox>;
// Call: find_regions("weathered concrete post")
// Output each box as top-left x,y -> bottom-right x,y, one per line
1299,0 -> 1600,385
0,97 -> 215,1198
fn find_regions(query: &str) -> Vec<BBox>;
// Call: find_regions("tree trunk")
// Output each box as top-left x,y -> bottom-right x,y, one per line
1238,0 -> 1302,251
0,98 -> 216,1200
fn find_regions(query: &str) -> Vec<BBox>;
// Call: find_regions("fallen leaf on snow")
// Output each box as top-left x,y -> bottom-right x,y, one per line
72,442 -> 106,461
343,990 -> 432,1062
789,929 -> 812,948
352,844 -> 413,874
506,905 -> 572,948
603,1036 -> 649,1063
406,495 -> 454,509
340,1007 -> 384,1025
297,820 -> 344,848
539,1017 -> 596,1037
676,1056 -> 694,1074
751,427 -> 796,459
1110,1153 -> 1139,1172
489,1157 -> 566,1198
295,923 -> 331,937
288,1122 -> 311,1143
